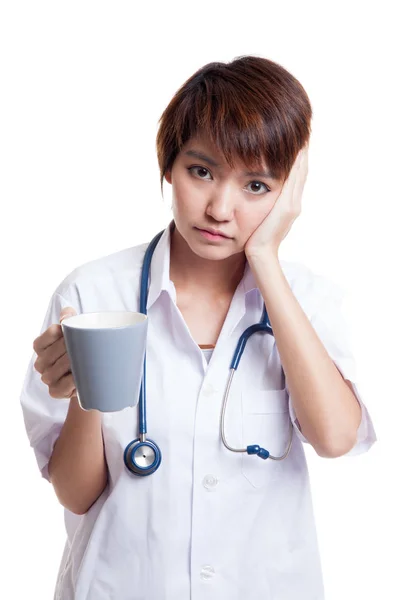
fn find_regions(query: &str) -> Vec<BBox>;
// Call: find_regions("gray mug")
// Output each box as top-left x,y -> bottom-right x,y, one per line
61,311 -> 148,412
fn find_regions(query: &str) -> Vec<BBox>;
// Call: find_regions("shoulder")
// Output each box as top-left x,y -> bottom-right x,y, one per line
279,258 -> 346,314
54,240 -> 150,300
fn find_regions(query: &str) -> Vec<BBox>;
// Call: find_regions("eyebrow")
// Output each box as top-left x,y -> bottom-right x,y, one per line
184,149 -> 277,180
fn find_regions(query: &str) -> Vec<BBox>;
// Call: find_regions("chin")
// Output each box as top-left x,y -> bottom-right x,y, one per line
193,242 -> 239,261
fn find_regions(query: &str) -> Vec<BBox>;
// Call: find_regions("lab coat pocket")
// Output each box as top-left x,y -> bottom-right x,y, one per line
241,389 -> 290,488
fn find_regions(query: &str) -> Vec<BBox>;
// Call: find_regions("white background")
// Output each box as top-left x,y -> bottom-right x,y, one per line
1,1 -> 398,598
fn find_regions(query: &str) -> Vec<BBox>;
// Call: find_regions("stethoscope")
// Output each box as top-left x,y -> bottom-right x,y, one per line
124,227 -> 293,476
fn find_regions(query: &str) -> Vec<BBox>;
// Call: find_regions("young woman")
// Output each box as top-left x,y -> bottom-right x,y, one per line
21,55 -> 376,599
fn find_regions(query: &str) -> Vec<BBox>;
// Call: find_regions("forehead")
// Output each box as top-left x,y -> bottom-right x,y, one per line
181,134 -> 267,171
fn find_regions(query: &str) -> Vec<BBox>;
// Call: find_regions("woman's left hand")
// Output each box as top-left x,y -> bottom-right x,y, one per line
244,145 -> 309,259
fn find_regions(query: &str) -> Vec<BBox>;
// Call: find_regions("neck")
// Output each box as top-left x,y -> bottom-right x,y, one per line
169,223 -> 246,297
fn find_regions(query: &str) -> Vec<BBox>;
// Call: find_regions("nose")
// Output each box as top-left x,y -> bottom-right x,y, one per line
205,182 -> 237,222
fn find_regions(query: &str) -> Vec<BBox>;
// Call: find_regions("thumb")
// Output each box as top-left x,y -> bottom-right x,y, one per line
60,306 -> 77,324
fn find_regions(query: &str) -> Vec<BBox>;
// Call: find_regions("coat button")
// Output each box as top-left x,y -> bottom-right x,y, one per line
200,565 -> 215,580
202,383 -> 217,397
203,474 -> 219,490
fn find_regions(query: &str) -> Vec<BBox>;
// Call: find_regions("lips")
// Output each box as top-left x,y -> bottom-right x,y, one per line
197,227 -> 230,238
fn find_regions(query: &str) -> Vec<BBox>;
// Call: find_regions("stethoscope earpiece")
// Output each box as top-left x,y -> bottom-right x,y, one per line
124,438 -> 162,476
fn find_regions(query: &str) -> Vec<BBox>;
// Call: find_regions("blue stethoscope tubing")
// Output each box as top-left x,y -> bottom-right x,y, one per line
123,228 -> 293,476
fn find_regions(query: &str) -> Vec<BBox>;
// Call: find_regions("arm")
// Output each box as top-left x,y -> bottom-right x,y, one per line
247,253 -> 362,458
48,396 -> 108,515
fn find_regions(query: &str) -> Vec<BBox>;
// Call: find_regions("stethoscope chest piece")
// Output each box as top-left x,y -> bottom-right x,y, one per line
124,438 -> 162,476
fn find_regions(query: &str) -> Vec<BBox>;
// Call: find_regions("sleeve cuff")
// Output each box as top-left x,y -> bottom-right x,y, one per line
287,356 -> 377,455
33,424 -> 65,482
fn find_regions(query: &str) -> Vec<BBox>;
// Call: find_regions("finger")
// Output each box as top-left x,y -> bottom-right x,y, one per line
33,307 -> 76,354
33,323 -> 64,354
300,146 -> 309,178
292,154 -> 308,207
48,372 -> 76,400
41,351 -> 70,386
60,307 -> 76,323
34,335 -> 67,373
283,157 -> 299,196
276,147 -> 308,208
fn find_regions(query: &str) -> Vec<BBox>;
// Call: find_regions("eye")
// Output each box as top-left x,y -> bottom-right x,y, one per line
188,166 -> 212,180
245,181 -> 271,195
187,166 -> 271,195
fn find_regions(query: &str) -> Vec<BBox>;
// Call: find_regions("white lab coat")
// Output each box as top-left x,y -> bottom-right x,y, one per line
20,220 -> 376,600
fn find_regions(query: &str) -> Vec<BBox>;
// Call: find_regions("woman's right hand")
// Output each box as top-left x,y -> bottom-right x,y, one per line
33,307 -> 78,399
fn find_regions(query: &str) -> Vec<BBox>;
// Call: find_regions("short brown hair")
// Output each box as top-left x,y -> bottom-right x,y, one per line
156,55 -> 313,193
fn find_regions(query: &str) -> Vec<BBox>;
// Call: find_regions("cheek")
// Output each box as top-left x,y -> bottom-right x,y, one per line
239,202 -> 273,231
172,178 -> 203,212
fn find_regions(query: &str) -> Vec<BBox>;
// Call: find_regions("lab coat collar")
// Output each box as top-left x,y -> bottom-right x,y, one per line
146,220 -> 176,310
145,220 -> 258,311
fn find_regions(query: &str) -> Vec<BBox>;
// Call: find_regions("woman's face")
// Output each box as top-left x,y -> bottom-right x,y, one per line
165,133 -> 285,261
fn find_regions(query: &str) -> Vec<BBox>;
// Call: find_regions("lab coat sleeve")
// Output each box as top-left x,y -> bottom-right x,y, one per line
20,285 -> 82,482
287,276 -> 377,456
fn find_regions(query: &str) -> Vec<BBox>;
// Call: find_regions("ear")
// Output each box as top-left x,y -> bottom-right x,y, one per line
165,170 -> 172,184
